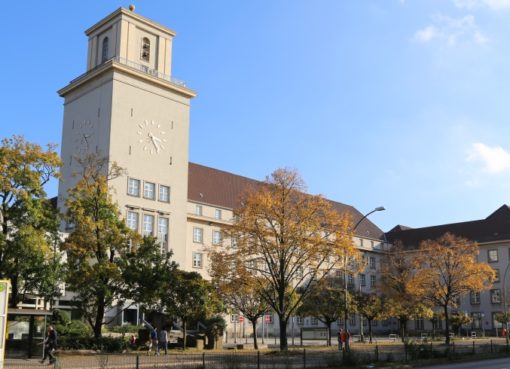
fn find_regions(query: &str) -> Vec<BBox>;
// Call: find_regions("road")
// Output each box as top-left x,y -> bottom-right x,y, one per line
419,357 -> 510,369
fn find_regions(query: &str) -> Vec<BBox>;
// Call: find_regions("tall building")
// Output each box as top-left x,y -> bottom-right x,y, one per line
55,7 -> 387,333
57,7 -> 196,268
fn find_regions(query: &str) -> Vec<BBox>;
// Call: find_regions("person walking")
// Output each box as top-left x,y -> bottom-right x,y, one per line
337,329 -> 343,351
40,325 -> 57,365
340,329 -> 347,351
158,327 -> 168,355
150,327 -> 159,355
345,330 -> 351,351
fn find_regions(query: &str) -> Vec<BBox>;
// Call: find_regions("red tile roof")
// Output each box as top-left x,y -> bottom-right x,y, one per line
386,205 -> 510,247
188,162 -> 384,240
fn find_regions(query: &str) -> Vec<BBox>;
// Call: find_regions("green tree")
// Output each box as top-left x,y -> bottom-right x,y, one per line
408,233 -> 495,344
450,312 -> 472,337
297,276 -> 345,346
118,236 -> 178,312
354,292 -> 383,343
62,154 -> 133,338
214,168 -> 357,351
163,270 -> 222,349
0,135 -> 62,307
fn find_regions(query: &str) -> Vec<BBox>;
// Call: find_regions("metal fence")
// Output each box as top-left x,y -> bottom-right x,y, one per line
5,340 -> 510,369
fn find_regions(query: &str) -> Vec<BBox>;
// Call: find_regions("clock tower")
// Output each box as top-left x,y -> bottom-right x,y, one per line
57,6 -> 196,268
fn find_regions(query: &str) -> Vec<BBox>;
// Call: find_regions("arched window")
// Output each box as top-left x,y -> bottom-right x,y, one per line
101,37 -> 109,63
141,37 -> 150,62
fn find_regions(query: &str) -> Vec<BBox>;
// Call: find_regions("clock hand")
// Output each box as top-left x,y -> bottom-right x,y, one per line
148,132 -> 161,152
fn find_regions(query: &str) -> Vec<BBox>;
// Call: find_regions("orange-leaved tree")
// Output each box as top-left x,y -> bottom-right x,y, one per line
380,242 -> 432,341
213,168 -> 359,351
408,233 -> 495,344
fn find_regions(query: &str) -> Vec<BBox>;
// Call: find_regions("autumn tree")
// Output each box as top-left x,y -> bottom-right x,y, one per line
0,135 -> 62,307
380,242 -> 431,341
450,312 -> 472,337
162,270 -> 222,349
62,154 -> 134,338
408,233 -> 495,344
297,276 -> 345,346
210,252 -> 269,349
213,168 -> 358,351
354,292 -> 383,343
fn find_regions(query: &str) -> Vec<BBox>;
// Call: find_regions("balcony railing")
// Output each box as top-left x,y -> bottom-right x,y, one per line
69,56 -> 187,88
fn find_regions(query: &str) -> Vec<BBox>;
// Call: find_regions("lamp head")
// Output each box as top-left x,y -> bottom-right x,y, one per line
374,206 -> 385,212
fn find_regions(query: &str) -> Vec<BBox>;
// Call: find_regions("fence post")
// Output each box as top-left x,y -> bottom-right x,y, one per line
452,341 -> 455,353
303,348 -> 306,369
202,352 -> 205,369
257,350 -> 260,369
472,341 -> 475,354
136,355 -> 139,369
491,340 -> 493,353
404,343 -> 408,362
375,345 -> 379,361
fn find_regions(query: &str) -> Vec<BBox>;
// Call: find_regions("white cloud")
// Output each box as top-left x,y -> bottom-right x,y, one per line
467,143 -> 510,174
413,14 -> 489,46
453,0 -> 510,10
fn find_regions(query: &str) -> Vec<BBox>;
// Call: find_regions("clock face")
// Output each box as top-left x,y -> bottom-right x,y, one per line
74,120 -> 94,154
137,120 -> 167,155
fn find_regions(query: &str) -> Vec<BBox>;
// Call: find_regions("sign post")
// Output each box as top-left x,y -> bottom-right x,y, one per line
0,280 -> 10,369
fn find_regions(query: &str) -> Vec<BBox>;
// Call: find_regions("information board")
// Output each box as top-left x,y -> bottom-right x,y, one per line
0,280 -> 9,369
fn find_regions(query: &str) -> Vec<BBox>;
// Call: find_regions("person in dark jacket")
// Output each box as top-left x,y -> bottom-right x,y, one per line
40,325 -> 57,364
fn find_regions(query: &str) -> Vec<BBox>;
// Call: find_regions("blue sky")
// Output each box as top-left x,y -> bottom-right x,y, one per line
1,0 -> 510,231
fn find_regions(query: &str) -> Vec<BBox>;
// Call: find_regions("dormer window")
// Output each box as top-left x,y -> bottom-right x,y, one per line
101,37 -> 109,63
141,37 -> 150,62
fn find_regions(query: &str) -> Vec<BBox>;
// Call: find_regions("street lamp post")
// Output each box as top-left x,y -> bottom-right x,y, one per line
343,206 -> 385,344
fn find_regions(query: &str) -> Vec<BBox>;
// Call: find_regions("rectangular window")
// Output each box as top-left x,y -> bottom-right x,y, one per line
296,316 -> 304,325
158,217 -> 169,250
360,239 -> 364,247
470,291 -> 481,305
494,268 -> 500,283
215,209 -> 222,220
142,214 -> 154,236
348,274 -> 354,288
360,274 -> 366,287
159,185 -> 170,202
193,227 -> 203,243
143,182 -> 155,200
212,230 -> 222,245
370,275 -> 376,288
230,314 -> 239,323
415,318 -> 424,330
195,205 -> 203,216
488,249 -> 499,263
471,312 -> 482,329
369,256 -> 376,270
335,269 -> 342,278
127,178 -> 140,197
192,252 -> 203,268
349,314 -> 356,326
310,317 -> 318,326
491,289 -> 501,304
127,211 -> 139,231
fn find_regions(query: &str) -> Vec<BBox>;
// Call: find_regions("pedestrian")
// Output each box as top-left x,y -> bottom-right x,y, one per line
40,325 -> 57,365
158,327 -> 168,355
337,329 -> 343,351
150,327 -> 159,355
345,330 -> 351,351
340,329 -> 347,351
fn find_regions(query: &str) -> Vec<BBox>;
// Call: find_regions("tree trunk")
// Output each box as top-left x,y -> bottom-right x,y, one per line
9,272 -> 19,308
444,305 -> 451,345
251,319 -> 258,350
94,294 -> 106,338
182,318 -> 187,350
326,322 -> 332,346
368,318 -> 373,343
279,317 -> 288,351
400,317 -> 407,342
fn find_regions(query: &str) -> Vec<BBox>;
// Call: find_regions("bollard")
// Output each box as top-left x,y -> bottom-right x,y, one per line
491,339 -> 493,353
303,348 -> 306,369
202,352 -> 206,369
375,345 -> 379,361
136,355 -> 139,369
472,340 -> 475,354
257,350 -> 260,369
